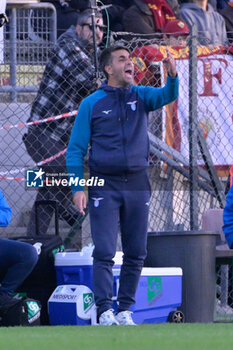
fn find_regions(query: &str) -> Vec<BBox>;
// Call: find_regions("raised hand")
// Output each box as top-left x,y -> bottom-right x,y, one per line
163,48 -> 177,77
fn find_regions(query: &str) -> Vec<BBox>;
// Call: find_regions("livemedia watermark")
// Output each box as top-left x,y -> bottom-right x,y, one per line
25,168 -> 104,189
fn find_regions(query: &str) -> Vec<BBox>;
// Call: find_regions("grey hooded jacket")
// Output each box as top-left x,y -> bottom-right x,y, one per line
180,2 -> 228,45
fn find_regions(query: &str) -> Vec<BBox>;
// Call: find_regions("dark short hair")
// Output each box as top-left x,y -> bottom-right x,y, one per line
99,45 -> 132,79
76,9 -> 102,26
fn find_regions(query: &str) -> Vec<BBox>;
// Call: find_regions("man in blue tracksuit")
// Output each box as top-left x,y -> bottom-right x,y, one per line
66,45 -> 178,325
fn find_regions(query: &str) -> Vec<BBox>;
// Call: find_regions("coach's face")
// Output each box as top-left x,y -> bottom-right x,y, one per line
76,16 -> 104,45
105,49 -> 134,88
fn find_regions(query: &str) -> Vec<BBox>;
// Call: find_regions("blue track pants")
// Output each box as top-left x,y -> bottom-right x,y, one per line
88,171 -> 151,316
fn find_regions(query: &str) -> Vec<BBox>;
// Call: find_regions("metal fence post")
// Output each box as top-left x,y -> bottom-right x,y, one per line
163,165 -> 174,230
188,24 -> 198,230
9,7 -> 17,102
49,4 -> 57,43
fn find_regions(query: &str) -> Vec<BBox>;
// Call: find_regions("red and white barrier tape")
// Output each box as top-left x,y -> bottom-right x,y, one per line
0,109 -> 75,180
1,109 -> 76,180
0,176 -> 24,181
37,148 -> 67,166
0,148 -> 67,181
0,110 -> 78,131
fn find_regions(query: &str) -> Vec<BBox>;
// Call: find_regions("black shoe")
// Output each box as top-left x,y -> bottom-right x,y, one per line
0,294 -> 19,315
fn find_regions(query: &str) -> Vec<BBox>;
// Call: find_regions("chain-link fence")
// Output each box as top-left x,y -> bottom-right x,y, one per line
118,32 -> 232,321
0,4 -> 233,318
119,31 -> 232,232
0,2 -> 56,100
1,15 -> 232,241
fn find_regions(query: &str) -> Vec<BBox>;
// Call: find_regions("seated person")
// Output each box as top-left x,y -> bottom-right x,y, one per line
0,189 -> 38,314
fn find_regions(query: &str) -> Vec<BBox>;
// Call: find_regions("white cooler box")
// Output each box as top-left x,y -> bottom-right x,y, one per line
48,284 -> 96,325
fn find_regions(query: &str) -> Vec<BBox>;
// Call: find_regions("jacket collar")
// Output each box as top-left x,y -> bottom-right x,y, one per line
98,80 -> 133,92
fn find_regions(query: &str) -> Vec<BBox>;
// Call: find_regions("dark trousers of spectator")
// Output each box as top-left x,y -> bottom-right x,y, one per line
0,238 -> 38,296
88,171 -> 151,316
23,128 -> 82,236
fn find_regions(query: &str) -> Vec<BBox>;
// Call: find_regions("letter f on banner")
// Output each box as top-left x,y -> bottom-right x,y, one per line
199,58 -> 228,97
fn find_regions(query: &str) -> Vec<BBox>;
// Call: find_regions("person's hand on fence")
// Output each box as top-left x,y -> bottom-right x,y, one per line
73,191 -> 86,216
163,48 -> 177,77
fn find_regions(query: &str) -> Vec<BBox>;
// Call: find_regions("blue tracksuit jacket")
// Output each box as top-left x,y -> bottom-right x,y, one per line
223,185 -> 233,248
0,189 -> 12,227
67,75 -> 179,192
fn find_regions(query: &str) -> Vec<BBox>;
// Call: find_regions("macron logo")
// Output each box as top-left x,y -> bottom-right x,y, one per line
102,110 -> 112,115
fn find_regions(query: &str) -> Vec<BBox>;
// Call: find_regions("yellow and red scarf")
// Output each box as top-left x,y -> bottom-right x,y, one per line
142,0 -> 176,30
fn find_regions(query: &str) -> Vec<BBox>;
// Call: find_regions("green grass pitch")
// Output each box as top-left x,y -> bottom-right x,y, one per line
1,324 -> 233,350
